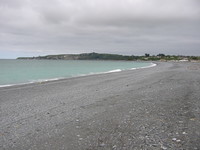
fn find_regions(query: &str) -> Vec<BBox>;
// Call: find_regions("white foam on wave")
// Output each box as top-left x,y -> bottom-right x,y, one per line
0,84 -> 13,87
139,63 -> 157,69
0,82 -> 32,88
79,69 -> 122,76
29,78 -> 62,84
107,69 -> 122,73
130,68 -> 137,70
0,78 -> 62,88
131,62 -> 157,70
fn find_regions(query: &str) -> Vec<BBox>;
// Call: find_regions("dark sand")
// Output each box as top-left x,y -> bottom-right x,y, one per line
0,62 -> 200,150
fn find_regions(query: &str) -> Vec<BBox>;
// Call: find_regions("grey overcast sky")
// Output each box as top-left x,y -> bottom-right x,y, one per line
0,0 -> 200,58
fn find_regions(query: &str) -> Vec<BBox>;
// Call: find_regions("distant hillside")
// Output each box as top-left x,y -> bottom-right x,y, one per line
17,52 -> 200,62
17,53 -> 139,61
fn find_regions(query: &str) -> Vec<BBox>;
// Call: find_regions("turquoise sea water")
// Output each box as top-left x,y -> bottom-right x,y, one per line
0,59 -> 154,86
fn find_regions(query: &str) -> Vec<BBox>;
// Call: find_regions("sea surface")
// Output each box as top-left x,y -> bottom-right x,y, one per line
0,59 -> 154,87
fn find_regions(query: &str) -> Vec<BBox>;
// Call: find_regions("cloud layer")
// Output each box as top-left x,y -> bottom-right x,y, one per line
0,0 -> 200,58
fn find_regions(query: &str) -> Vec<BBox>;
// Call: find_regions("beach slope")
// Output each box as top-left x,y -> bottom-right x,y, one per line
0,62 -> 200,149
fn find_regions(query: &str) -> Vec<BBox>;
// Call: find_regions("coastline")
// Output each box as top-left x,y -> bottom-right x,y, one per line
0,62 -> 200,149
0,61 -> 156,88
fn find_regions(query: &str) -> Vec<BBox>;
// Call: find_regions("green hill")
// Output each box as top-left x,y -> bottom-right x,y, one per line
17,52 -> 200,62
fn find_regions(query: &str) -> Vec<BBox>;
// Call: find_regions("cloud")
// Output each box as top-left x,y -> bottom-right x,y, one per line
0,0 -> 200,58
77,0 -> 200,25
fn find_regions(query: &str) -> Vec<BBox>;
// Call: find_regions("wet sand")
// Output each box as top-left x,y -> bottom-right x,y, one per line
0,62 -> 200,150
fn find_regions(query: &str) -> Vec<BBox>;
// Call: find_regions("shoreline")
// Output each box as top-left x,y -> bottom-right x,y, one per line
0,62 -> 156,89
1,62 -> 200,149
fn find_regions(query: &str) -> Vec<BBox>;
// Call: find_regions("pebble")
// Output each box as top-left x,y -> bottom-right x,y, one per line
112,145 -> 117,148
161,145 -> 167,150
172,138 -> 177,141
182,132 -> 187,135
100,143 -> 105,147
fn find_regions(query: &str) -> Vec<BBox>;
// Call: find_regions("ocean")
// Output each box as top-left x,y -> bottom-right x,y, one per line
0,59 -> 155,87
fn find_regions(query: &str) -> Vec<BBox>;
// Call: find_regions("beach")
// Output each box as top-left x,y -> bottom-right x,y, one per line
0,62 -> 200,149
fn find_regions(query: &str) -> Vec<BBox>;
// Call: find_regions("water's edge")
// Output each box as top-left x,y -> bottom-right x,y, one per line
0,62 -> 157,88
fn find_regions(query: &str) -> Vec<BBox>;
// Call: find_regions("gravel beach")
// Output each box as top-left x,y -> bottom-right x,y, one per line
0,62 -> 200,150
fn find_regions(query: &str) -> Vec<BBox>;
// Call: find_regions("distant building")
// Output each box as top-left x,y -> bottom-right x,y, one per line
179,58 -> 189,62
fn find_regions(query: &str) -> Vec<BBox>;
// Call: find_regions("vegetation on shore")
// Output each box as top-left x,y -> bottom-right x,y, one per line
17,52 -> 200,62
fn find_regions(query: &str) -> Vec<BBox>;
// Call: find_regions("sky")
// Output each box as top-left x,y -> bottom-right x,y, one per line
0,0 -> 200,58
